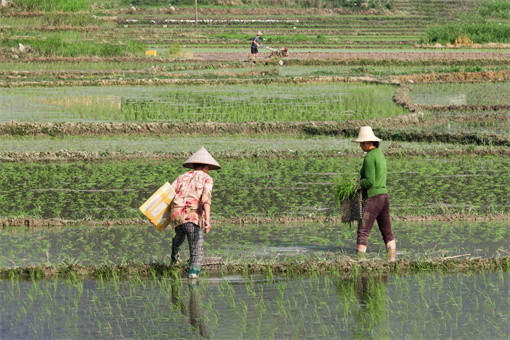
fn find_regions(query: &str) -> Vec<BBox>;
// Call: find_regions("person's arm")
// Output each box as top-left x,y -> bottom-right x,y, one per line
203,203 -> 211,233
360,155 -> 375,190
202,177 -> 213,233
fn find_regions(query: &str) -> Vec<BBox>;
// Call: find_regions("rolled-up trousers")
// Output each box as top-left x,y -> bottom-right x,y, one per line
357,193 -> 395,246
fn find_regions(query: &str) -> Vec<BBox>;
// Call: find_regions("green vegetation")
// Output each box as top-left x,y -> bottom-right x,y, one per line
2,83 -> 408,123
0,155 -> 508,221
1,37 -> 146,57
479,0 -> 510,19
10,0 -> 91,12
334,174 -> 358,205
426,22 -> 510,44
0,270 -> 508,338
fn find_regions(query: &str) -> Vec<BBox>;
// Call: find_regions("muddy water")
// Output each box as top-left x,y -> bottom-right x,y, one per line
0,220 -> 508,268
0,271 -> 508,339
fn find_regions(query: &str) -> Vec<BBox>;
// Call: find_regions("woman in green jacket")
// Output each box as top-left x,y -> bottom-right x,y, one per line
353,126 -> 396,261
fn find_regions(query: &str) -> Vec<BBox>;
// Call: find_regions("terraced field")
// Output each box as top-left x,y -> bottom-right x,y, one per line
0,0 -> 509,338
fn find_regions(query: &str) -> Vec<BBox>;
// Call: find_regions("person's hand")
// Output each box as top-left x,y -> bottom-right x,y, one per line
149,220 -> 156,225
204,223 -> 211,234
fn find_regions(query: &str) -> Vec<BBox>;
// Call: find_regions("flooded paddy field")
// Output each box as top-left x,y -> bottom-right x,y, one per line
1,0 -> 510,338
408,82 -> 510,107
0,83 -> 408,123
1,220 -> 509,268
0,271 -> 508,339
0,155 -> 508,221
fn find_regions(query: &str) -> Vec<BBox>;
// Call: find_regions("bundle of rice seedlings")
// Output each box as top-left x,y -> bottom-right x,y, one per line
334,174 -> 358,207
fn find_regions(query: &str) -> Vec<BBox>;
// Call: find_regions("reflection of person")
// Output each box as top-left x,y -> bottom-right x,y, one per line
171,279 -> 209,337
248,31 -> 262,59
353,126 -> 396,261
169,147 -> 221,278
335,274 -> 388,337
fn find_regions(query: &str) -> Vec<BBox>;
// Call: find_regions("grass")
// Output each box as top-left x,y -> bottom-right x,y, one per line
1,36 -> 146,57
10,0 -> 92,12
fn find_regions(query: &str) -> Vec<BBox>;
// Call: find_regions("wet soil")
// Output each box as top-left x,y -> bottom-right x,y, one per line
1,256 -> 508,280
1,214 -> 508,229
1,119 -> 509,146
1,147 -> 509,164
193,51 -> 510,62
2,52 -> 510,66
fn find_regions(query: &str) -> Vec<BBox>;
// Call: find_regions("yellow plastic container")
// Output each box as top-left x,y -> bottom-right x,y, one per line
145,50 -> 157,56
139,182 -> 175,231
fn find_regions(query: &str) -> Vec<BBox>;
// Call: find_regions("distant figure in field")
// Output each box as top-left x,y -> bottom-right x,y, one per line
248,31 -> 262,60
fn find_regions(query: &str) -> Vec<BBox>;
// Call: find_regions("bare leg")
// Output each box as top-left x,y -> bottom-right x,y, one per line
386,240 -> 396,261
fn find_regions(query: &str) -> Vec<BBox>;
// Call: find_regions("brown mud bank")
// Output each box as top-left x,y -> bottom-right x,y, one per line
2,69 -> 510,89
395,69 -> 510,84
1,121 -> 509,146
0,74 -> 389,88
1,256 -> 508,280
2,147 -> 509,164
1,214 -> 509,229
3,55 -> 510,66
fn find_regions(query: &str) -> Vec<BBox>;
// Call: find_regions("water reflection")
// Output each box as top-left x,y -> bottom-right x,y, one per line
171,279 -> 209,338
336,274 -> 388,338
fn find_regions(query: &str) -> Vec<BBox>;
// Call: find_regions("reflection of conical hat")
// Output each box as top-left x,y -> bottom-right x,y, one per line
183,146 -> 221,170
352,126 -> 382,142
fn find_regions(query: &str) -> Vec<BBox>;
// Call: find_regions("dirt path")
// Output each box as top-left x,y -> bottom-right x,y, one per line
194,51 -> 510,62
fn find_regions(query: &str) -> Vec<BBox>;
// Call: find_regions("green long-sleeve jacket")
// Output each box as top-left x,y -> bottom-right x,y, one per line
360,148 -> 388,198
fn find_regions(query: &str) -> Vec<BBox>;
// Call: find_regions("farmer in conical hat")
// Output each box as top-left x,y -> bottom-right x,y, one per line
248,31 -> 262,60
169,146 -> 221,278
353,126 -> 396,261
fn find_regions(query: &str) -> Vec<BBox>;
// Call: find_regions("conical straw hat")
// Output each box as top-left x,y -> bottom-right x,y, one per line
257,31 -> 262,35
183,146 -> 221,170
352,126 -> 382,143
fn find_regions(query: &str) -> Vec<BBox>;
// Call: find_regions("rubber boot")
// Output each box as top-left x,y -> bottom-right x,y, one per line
188,264 -> 200,279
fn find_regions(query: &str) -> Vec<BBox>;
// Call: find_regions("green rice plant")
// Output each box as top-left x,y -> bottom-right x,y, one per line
425,22 -> 510,44
333,175 -> 358,208
479,0 -> 510,19
11,0 -> 91,12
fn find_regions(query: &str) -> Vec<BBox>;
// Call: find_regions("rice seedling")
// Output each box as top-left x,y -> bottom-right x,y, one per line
333,174 -> 358,207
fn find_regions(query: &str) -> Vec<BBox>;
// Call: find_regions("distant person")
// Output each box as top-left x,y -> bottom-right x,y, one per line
248,31 -> 262,60
154,147 -> 220,279
353,126 -> 396,261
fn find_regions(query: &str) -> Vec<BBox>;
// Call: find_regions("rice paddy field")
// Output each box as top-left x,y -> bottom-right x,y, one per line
1,0 -> 509,338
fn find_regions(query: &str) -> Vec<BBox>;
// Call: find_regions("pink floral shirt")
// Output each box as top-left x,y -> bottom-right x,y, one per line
170,170 -> 213,229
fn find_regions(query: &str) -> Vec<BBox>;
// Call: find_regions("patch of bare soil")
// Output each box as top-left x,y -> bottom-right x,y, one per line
1,256 -> 508,280
193,51 -> 510,62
